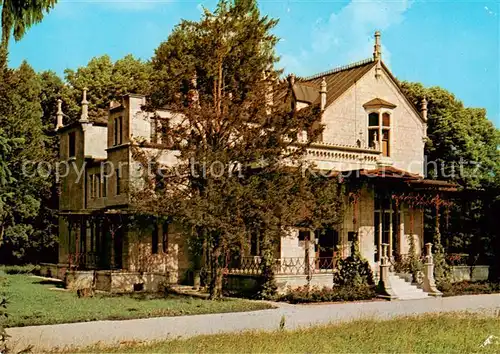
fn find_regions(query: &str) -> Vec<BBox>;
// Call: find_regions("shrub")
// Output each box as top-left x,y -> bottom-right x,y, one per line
332,242 -> 374,287
0,264 -> 41,275
278,285 -> 376,304
439,281 -> 500,297
256,248 -> 278,300
0,297 -> 8,354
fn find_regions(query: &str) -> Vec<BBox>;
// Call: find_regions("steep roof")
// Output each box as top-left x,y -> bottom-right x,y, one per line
292,82 -> 319,103
299,58 -> 377,107
291,58 -> 425,122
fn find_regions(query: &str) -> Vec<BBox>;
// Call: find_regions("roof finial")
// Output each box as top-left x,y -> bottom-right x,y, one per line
55,99 -> 64,131
79,87 -> 89,123
373,31 -> 381,61
421,97 -> 428,121
320,77 -> 327,111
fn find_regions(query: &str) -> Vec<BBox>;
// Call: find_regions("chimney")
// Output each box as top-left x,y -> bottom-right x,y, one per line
421,97 -> 428,120
79,87 -> 89,123
320,77 -> 327,111
55,99 -> 64,131
288,73 -> 295,87
373,31 -> 381,61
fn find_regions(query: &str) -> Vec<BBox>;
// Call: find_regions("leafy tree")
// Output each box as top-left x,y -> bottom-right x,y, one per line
62,55 -> 152,123
0,61 -> 53,262
401,82 -> 500,268
1,0 -> 57,50
133,0 -> 328,299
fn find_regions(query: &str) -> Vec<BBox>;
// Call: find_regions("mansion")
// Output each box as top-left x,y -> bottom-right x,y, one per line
46,32 -> 455,297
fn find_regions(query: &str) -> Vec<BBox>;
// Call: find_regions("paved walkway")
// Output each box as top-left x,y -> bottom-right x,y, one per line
6,294 -> 500,352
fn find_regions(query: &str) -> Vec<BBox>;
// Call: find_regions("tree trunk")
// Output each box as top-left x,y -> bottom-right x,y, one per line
209,242 -> 224,299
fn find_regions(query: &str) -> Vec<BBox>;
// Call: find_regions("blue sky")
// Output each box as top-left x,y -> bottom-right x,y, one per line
8,0 -> 500,127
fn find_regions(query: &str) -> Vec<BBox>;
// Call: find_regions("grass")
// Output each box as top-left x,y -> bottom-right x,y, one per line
75,313 -> 500,353
0,271 -> 273,328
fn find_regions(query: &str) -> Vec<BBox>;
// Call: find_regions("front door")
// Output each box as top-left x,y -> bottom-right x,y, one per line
374,196 -> 400,262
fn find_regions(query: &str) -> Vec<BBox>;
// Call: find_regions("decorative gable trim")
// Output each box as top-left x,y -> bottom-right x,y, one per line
380,61 -> 427,123
363,98 -> 397,109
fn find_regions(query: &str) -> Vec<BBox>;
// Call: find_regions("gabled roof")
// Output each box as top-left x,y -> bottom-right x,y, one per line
291,57 -> 426,123
299,58 -> 377,107
363,98 -> 397,109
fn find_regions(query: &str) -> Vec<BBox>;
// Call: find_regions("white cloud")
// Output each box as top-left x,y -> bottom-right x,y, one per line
484,6 -> 496,16
281,0 -> 412,75
60,0 -> 169,12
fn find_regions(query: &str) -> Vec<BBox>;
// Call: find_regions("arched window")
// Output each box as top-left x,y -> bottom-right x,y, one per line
368,112 -> 391,157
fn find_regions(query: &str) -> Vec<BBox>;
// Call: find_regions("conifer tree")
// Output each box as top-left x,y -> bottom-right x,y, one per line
133,0 -> 333,298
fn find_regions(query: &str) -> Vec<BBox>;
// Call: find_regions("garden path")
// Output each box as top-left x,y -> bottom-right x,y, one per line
6,294 -> 500,352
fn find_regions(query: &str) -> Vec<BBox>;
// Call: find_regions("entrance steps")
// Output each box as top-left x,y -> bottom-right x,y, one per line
389,273 -> 429,300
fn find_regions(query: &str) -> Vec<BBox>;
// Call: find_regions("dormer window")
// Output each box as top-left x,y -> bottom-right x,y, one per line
363,98 -> 396,157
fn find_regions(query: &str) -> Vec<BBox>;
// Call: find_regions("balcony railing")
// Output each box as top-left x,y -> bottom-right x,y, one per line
227,256 -> 337,275
68,252 -> 102,270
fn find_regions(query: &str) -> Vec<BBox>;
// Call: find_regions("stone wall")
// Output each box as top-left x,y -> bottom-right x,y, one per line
224,273 -> 333,294
126,222 -> 190,284
451,266 -> 489,282
40,263 -> 68,280
65,270 -> 167,293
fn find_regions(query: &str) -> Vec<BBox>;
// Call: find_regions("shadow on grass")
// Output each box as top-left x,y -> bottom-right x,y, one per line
32,279 -> 65,288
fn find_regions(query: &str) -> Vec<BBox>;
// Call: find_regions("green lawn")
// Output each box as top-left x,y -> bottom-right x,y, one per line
77,314 -> 500,353
0,271 -> 273,327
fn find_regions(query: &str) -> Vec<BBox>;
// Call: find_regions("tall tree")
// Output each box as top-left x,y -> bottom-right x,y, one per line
1,0 -> 57,50
63,54 -> 152,123
0,61 -> 53,262
133,0 -> 328,298
401,81 -> 500,266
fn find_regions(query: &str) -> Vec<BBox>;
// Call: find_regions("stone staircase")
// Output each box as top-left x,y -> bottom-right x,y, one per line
388,273 -> 429,300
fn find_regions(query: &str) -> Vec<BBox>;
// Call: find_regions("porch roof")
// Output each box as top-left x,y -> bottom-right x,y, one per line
341,166 -> 459,192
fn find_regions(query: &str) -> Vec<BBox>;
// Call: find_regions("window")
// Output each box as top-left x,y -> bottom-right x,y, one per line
368,112 -> 379,127
250,232 -> 260,256
160,122 -> 169,146
96,174 -> 101,198
68,132 -> 76,158
151,118 -> 171,146
152,223 -> 159,254
114,117 -> 122,146
298,230 -> 311,241
382,112 -> 391,127
89,174 -> 94,199
150,118 -> 158,144
115,169 -> 121,195
162,221 -> 169,253
368,111 -> 391,157
102,175 -> 107,198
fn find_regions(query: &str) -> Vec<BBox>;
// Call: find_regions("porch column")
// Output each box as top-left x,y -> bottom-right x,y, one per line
399,205 -> 405,255
389,206 -> 393,258
378,211 -> 382,263
422,243 -> 442,297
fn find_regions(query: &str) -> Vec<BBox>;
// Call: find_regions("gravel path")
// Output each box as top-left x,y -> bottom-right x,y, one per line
6,294 -> 500,352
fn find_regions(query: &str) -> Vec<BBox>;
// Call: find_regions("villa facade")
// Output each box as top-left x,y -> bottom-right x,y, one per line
48,32 -> 455,294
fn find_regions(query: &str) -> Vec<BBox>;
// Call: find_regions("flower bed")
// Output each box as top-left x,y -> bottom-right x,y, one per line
278,285 -> 376,304
439,280 -> 500,297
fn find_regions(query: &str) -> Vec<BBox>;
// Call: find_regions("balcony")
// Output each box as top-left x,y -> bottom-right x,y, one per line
288,142 -> 382,172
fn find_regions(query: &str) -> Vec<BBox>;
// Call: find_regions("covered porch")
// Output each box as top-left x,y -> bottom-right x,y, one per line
226,167 -> 458,288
